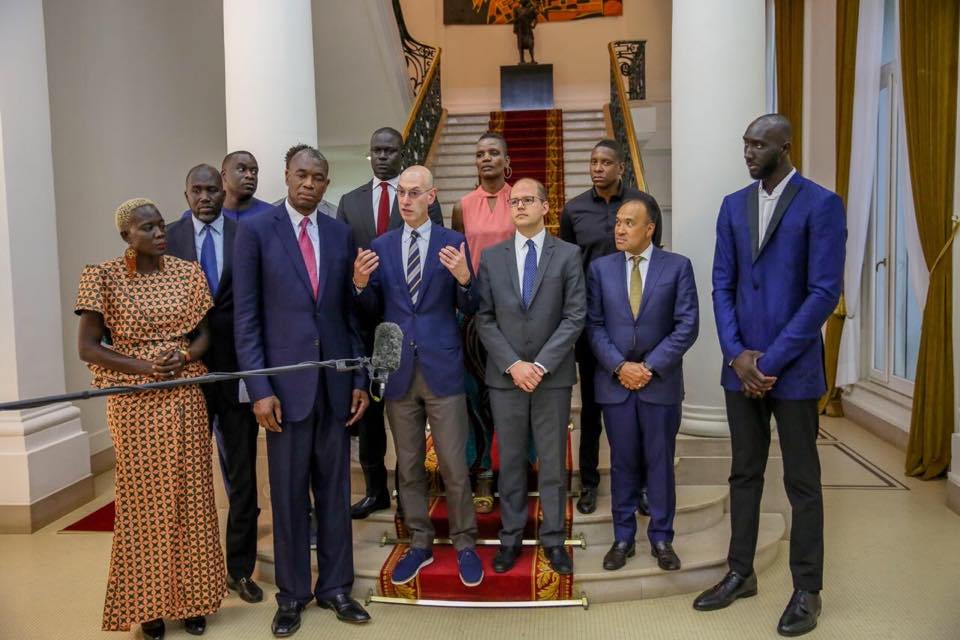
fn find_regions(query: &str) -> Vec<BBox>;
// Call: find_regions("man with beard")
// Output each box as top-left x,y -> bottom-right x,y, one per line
178,151 -> 273,222
694,114 -> 844,637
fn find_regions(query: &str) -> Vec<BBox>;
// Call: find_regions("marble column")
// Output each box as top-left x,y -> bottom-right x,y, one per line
0,0 -> 92,532
671,0 -> 768,436
223,0 -> 319,202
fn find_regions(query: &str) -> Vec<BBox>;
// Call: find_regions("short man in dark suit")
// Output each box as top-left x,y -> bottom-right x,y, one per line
165,164 -> 264,603
586,194 -> 699,572
694,115 -> 845,637
234,145 -> 372,635
337,126 -> 444,520
352,165 -> 483,587
179,152 -> 274,222
475,178 -> 586,575
560,139 -> 649,517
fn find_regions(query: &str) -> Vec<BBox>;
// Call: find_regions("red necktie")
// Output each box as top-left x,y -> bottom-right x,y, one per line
298,217 -> 319,299
376,181 -> 390,236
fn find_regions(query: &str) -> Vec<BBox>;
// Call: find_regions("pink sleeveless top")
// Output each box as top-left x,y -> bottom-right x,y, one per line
460,183 -> 515,273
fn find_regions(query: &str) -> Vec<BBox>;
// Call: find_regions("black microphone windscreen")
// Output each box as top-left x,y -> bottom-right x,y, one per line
371,322 -> 403,372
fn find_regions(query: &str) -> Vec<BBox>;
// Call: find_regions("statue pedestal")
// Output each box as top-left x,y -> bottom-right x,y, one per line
500,64 -> 554,111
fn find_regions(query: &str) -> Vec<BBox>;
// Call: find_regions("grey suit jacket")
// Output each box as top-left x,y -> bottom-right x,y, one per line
475,232 -> 586,390
336,179 -> 444,249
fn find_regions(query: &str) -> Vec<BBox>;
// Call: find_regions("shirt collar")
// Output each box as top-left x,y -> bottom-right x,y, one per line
760,168 -> 797,198
285,198 -> 317,227
592,179 -> 626,202
403,217 -> 432,238
375,175 -> 400,190
190,212 -> 224,236
625,242 -> 654,263
515,227 -> 547,253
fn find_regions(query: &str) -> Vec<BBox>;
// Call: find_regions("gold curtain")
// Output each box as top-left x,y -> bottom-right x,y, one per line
901,0 -> 959,479
775,0 -> 805,172
819,0 -> 859,416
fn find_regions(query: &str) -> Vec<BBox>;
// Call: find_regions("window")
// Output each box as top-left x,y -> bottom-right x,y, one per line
864,0 -> 922,395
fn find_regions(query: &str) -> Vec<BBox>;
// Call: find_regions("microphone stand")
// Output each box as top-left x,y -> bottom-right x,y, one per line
0,358 -> 370,412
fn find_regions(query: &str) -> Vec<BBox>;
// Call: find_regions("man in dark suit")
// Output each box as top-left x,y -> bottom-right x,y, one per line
475,178 -> 586,575
694,115 -> 844,638
166,164 -> 264,603
234,145 -> 372,635
337,126 -> 444,520
586,194 -> 699,573
352,165 -> 483,587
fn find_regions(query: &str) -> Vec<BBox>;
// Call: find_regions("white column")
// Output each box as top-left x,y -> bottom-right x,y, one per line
0,0 -> 91,531
223,0 -> 318,202
671,0 -> 767,436
947,26 -> 960,514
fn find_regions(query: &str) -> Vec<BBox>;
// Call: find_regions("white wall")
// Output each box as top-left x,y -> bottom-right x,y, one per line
43,0 -> 228,455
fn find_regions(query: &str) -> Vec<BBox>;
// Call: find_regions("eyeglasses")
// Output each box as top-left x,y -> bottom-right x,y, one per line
508,196 -> 544,208
397,188 -> 431,199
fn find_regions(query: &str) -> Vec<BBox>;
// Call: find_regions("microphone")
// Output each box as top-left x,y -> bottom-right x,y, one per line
369,322 -> 403,401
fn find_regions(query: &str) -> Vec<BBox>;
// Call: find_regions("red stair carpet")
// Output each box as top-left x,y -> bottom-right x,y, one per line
489,109 -> 565,233
59,501 -> 115,533
378,433 -> 575,602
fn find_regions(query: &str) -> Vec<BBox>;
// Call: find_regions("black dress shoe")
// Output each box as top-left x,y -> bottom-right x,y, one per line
544,546 -> 573,575
317,592 -> 371,624
492,545 -> 523,573
227,575 -> 264,603
271,602 -> 303,637
638,487 -> 650,516
141,619 -> 165,640
351,493 -> 391,520
693,570 -> 758,611
777,590 -> 821,637
650,541 -> 681,571
183,616 -> 206,636
603,540 -> 635,571
576,486 -> 598,514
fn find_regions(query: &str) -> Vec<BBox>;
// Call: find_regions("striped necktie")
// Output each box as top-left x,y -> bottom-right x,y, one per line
407,229 -> 422,305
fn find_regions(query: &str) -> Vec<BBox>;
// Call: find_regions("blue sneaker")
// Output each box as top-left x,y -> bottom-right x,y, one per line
458,547 -> 484,587
391,547 -> 433,585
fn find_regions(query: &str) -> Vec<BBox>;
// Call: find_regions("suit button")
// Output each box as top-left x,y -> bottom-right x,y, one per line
409,341 -> 415,347
314,339 -> 320,347
753,283 -> 759,290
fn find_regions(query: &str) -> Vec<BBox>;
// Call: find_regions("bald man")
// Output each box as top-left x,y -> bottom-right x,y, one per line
695,114 -> 844,637
353,166 -> 483,588
166,164 -> 264,603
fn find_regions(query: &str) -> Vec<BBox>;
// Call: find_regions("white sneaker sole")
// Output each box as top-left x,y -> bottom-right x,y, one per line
460,570 -> 484,587
391,556 -> 434,585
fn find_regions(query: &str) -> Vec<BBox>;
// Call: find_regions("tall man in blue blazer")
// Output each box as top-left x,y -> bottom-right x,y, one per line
166,164 -> 264,604
586,194 -> 699,573
234,145 -> 372,636
694,115 -> 844,638
352,165 -> 483,588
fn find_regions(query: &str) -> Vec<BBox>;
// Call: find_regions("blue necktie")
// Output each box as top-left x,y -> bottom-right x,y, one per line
522,239 -> 537,308
407,230 -> 422,305
199,224 -> 219,297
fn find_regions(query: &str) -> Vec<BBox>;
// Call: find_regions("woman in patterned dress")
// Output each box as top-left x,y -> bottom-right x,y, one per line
76,198 -> 225,639
451,132 -> 516,512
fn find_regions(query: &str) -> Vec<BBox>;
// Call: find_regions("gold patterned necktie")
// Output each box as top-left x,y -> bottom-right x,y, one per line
630,255 -> 644,318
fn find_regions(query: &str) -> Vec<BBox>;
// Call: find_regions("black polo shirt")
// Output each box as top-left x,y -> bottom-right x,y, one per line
559,181 -> 646,272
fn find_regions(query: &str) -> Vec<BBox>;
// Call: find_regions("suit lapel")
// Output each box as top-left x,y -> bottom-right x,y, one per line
747,183 -> 761,262
359,181 -> 378,242
314,216 -> 328,306
635,247 -> 664,324
613,253 -> 633,319
218,217 -> 234,299
175,217 -> 198,261
526,233 -> 555,306
392,231 -> 414,311
272,211 -> 315,301
758,175 -> 801,257
389,193 -> 402,230
505,242 -> 522,304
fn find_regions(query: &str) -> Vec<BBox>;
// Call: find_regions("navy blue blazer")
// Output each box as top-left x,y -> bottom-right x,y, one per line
355,224 -> 478,401
587,247 -> 699,406
233,203 -> 365,423
712,173 -> 845,400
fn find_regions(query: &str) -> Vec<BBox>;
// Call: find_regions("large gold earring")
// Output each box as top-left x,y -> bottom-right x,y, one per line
504,166 -> 513,179
124,246 -> 137,274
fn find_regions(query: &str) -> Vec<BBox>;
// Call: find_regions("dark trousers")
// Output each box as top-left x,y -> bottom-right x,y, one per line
602,396 -> 680,545
357,398 -> 389,496
575,338 -> 603,489
725,391 -> 823,591
490,386 -> 570,548
266,385 -> 353,606
208,392 -> 261,580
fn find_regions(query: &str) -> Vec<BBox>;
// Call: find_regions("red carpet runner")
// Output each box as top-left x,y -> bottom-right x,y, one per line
489,109 -> 565,233
378,433 -> 574,602
59,501 -> 115,533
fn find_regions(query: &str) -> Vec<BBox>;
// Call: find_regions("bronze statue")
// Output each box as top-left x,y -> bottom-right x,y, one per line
513,0 -> 538,64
